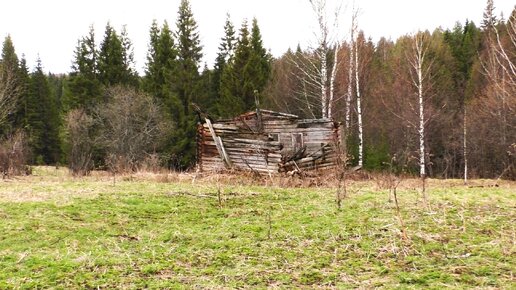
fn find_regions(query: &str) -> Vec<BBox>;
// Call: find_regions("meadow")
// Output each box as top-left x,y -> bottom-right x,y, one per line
0,167 -> 514,288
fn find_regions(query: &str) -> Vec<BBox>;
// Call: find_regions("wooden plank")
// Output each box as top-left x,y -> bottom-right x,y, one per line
203,146 -> 281,157
205,118 -> 232,168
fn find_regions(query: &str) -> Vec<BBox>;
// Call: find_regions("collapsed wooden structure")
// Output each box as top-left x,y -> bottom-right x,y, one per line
197,110 -> 342,174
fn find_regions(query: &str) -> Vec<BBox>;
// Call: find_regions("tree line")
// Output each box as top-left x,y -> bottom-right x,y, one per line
0,0 -> 271,174
0,0 -> 514,179
265,0 -> 515,179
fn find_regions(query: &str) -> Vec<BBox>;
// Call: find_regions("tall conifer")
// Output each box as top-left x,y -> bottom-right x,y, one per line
27,58 -> 60,164
170,0 -> 203,168
211,14 -> 236,113
218,19 -> 271,117
0,35 -> 22,132
98,23 -> 125,87
66,25 -> 101,111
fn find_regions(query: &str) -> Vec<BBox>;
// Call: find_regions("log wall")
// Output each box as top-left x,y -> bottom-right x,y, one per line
198,111 -> 341,174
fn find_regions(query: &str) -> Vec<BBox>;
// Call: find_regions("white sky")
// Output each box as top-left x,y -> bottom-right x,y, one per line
1,0 -> 514,74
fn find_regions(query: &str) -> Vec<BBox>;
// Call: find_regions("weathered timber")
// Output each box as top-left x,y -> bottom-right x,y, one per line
205,118 -> 232,168
197,110 -> 342,174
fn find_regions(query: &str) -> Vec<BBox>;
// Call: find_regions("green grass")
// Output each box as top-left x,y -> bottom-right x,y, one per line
0,167 -> 514,288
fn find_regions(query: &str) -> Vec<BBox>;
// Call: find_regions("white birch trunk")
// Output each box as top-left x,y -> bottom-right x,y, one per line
345,21 -> 355,132
355,37 -> 363,168
328,43 -> 339,119
418,67 -> 425,178
414,35 -> 426,178
321,51 -> 328,118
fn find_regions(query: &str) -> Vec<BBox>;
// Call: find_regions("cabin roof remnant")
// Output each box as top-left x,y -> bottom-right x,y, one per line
197,110 -> 341,174
236,109 -> 299,119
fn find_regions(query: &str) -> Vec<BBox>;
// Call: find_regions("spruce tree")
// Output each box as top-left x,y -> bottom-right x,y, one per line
18,56 -> 30,129
175,0 -> 203,108
0,35 -> 21,132
98,23 -> 124,87
158,21 -> 178,100
171,0 -> 203,168
143,20 -> 181,168
248,18 -> 272,106
27,58 -> 60,164
199,63 -> 213,110
218,18 -> 271,117
1,35 -> 19,75
143,20 -> 162,96
211,14 -> 236,113
144,20 -> 177,108
120,25 -> 139,87
48,73 -> 65,114
97,23 -> 137,88
218,20 -> 251,117
65,25 -> 101,112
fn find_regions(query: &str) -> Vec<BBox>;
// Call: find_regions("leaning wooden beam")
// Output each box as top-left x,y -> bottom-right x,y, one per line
205,118 -> 232,168
218,136 -> 232,168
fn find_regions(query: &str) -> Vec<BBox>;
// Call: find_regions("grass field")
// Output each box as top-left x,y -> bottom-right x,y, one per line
0,167 -> 514,288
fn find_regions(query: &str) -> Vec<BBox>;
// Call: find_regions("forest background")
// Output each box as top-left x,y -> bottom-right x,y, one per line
0,0 -> 514,179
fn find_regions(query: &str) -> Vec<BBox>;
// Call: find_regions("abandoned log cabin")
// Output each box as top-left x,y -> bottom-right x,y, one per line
197,110 -> 342,174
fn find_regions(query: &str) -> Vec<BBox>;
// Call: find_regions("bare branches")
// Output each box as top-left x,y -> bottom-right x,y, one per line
97,86 -> 171,173
407,32 -> 432,178
64,108 -> 98,176
493,19 -> 516,83
479,7 -> 516,155
286,0 -> 346,119
482,9 -> 516,94
0,130 -> 30,177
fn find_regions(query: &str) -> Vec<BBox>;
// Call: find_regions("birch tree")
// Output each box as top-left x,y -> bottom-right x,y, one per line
344,10 -> 356,132
353,16 -> 364,168
408,32 -> 432,179
485,6 -> 516,121
289,0 -> 344,119
477,4 -> 516,178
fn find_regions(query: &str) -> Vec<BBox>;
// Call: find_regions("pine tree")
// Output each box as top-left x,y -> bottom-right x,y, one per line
27,58 -> 60,164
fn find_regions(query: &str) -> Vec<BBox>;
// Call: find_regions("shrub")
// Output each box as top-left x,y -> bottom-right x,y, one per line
0,130 -> 30,177
63,108 -> 98,176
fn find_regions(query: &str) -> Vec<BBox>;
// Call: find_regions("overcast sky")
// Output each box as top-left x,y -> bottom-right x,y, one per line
1,0 -> 514,74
